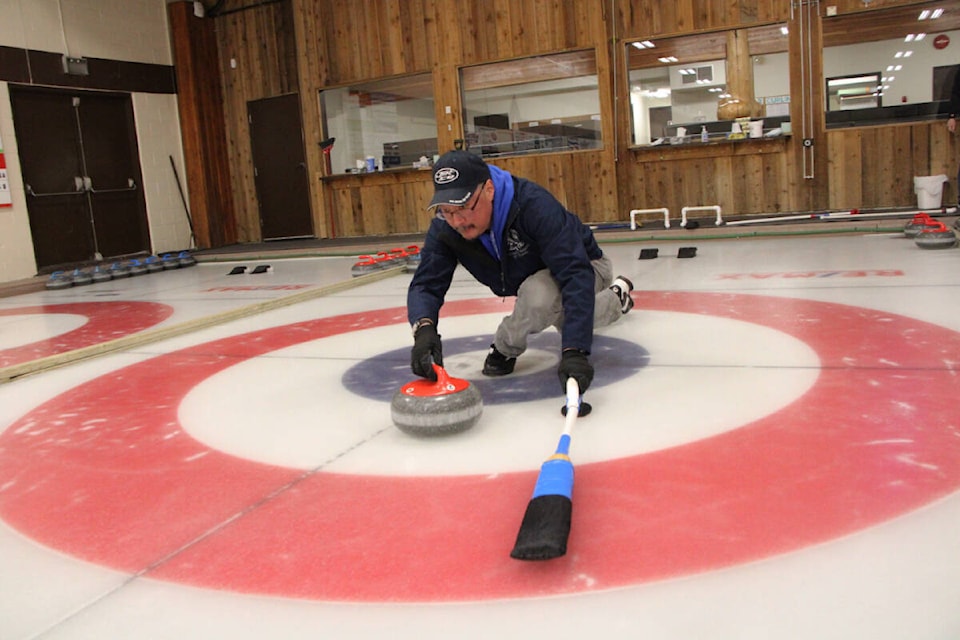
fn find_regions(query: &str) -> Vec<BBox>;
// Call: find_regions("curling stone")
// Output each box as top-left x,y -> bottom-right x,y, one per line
45,271 -> 73,290
904,213 -> 935,238
108,262 -> 131,278
144,255 -> 164,273
178,250 -> 197,267
403,245 -> 421,273
915,221 -> 958,249
388,247 -> 409,263
126,259 -> 147,276
70,268 -> 93,286
91,265 -> 113,283
391,364 -> 483,437
351,255 -> 380,277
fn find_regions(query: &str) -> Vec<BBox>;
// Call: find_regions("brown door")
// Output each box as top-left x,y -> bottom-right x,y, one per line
248,93 -> 314,240
78,92 -> 150,259
10,86 -> 150,270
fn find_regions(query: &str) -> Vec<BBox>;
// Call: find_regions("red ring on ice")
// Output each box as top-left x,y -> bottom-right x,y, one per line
1,292 -> 959,601
0,302 -> 174,368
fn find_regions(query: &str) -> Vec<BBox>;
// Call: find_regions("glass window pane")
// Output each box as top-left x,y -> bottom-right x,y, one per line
320,73 -> 437,174
627,25 -> 791,146
823,0 -> 960,128
460,50 -> 602,158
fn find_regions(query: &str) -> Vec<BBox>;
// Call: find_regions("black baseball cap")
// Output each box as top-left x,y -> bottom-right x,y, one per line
427,151 -> 491,210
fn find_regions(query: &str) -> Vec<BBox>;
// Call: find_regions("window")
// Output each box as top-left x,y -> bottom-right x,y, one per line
627,25 -> 791,146
826,73 -> 883,112
460,50 -> 602,158
320,73 -> 437,174
823,0 -> 960,128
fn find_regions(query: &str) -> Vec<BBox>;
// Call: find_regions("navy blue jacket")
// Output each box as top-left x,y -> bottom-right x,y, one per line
407,174 -> 603,354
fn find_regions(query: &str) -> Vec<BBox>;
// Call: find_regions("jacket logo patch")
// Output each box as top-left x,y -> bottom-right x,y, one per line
507,229 -> 529,258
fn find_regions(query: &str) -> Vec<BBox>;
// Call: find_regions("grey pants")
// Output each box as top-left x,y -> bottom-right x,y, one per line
493,255 -> 624,357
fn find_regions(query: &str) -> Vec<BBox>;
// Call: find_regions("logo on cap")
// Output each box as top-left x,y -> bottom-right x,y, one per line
434,168 -> 459,185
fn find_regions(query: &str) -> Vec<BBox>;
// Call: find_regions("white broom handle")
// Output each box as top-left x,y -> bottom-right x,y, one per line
562,377 -> 580,436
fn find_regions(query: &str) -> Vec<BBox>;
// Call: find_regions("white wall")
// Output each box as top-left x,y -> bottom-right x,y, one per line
0,0 -> 188,284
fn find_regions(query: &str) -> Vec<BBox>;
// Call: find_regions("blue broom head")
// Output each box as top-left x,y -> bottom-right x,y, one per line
530,434 -> 573,499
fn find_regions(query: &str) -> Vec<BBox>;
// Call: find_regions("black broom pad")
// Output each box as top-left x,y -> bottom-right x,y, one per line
510,494 -> 572,560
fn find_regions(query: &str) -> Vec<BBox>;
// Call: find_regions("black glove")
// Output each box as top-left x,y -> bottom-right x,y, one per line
558,349 -> 593,393
411,322 -> 443,381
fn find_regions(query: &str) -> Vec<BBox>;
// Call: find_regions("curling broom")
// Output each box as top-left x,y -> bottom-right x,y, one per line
510,377 -> 585,560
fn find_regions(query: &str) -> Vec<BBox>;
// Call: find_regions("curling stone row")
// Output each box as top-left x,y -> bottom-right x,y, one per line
45,251 -> 197,290
903,214 -> 958,249
351,245 -> 421,277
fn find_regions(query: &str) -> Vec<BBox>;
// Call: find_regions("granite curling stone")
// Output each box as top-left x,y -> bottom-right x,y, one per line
45,271 -> 73,290
144,255 -> 165,273
915,221 -> 958,249
70,268 -> 93,286
178,250 -> 198,267
91,265 -> 113,283
351,255 -> 380,277
391,364 -> 483,436
903,213 -> 934,238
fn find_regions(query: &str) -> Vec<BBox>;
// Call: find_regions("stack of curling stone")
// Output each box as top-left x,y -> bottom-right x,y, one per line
903,213 -> 936,238
391,363 -> 483,436
350,249 -> 408,277
915,220 -> 958,249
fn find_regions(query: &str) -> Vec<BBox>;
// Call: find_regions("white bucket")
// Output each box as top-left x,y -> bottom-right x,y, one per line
748,120 -> 764,138
914,175 -> 947,209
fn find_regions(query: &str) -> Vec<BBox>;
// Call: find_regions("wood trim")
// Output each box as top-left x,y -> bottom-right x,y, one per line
631,137 -> 791,163
461,49 -> 599,91
0,45 -> 175,93
168,1 -> 237,248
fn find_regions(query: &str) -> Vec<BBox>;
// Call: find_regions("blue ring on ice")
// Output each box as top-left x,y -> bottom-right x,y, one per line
342,333 -> 649,404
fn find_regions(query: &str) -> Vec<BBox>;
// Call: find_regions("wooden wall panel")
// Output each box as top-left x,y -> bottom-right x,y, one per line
826,122 -> 958,211
168,1 -> 236,248
326,172 -> 435,238
207,1 -> 300,243
621,140 -> 795,224
618,0 -> 789,37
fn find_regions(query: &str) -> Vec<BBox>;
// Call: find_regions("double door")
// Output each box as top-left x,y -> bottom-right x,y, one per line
10,86 -> 150,270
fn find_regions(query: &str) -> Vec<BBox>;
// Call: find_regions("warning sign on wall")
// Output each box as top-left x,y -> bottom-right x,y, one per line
0,129 -> 11,208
